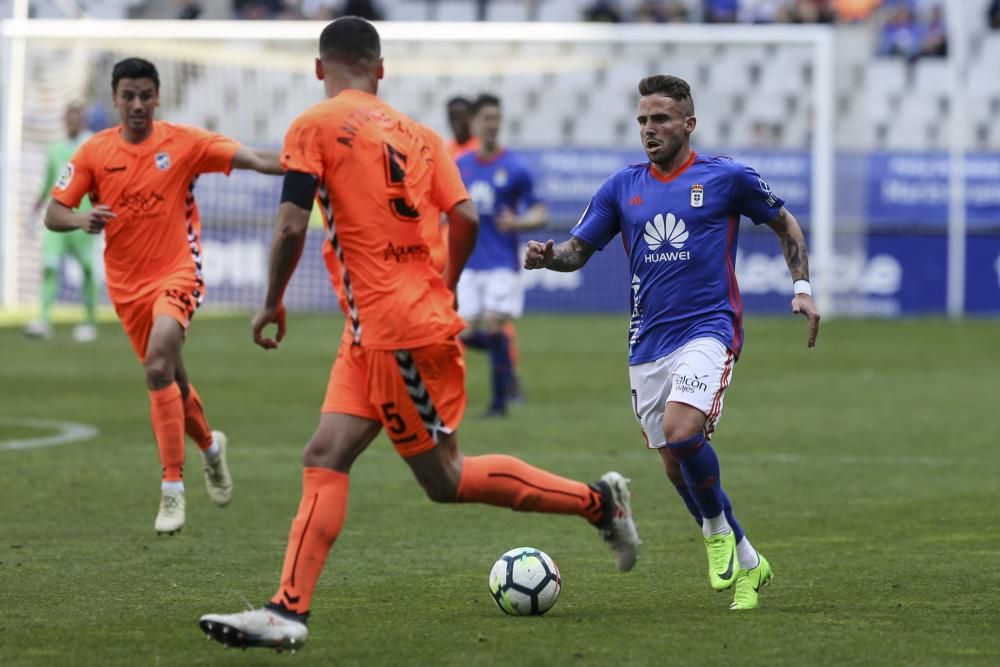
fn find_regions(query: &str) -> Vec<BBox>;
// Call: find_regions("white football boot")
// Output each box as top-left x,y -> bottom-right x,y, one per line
199,607 -> 308,652
72,323 -> 98,343
23,320 -> 53,339
154,487 -> 185,535
596,471 -> 641,572
202,431 -> 233,507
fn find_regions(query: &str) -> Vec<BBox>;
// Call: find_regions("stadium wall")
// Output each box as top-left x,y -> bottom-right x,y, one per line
49,147 -> 1000,317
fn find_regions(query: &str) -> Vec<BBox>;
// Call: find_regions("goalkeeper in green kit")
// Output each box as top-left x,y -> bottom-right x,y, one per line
24,102 -> 99,342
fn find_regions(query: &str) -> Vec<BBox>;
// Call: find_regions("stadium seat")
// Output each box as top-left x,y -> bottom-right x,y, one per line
865,59 -> 909,97
487,1 -> 531,22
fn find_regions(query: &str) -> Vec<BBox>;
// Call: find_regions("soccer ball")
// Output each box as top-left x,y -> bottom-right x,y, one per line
488,547 -> 561,616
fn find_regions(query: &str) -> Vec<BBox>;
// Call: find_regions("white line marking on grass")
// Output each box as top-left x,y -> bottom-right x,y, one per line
0,417 -> 98,451
728,452 -> 982,467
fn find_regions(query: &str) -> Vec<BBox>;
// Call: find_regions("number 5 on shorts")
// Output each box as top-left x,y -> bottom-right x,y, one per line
381,402 -> 407,435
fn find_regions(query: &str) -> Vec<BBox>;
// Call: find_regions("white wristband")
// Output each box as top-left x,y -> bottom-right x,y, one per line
793,280 -> 812,296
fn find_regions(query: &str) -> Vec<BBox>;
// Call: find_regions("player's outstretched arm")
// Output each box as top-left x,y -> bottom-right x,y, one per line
497,202 -> 548,233
443,199 -> 479,292
231,146 -> 284,175
766,207 -> 820,348
524,236 -> 596,272
44,200 -> 114,234
252,193 -> 311,350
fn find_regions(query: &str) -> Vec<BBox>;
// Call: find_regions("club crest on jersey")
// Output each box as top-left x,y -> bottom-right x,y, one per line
492,168 -> 508,187
690,184 -> 704,208
155,152 -> 171,171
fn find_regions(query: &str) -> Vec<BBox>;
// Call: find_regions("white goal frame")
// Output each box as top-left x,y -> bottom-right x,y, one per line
0,16 -> 836,313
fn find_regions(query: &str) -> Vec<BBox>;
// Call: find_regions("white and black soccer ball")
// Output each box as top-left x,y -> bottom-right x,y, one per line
488,547 -> 561,616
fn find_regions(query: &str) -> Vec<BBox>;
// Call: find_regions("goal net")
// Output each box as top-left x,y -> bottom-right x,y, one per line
1,20 -> 843,317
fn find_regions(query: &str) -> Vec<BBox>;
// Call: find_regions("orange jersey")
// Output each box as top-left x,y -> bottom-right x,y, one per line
420,125 -> 467,274
446,136 -> 479,160
51,121 -> 240,304
281,89 -> 469,349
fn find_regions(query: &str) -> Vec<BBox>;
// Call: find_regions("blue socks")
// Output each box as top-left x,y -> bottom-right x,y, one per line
672,484 -> 704,525
486,332 -> 511,411
665,433 -> 724,520
667,437 -> 746,542
720,489 -> 744,542
462,330 -> 489,350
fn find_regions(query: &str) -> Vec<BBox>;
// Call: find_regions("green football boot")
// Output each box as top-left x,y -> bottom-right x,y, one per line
705,530 -> 738,591
729,553 -> 773,610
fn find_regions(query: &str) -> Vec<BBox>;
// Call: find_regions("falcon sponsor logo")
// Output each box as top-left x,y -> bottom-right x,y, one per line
673,373 -> 709,394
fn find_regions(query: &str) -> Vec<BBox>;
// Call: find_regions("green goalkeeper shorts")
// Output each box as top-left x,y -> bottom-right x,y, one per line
41,228 -> 97,271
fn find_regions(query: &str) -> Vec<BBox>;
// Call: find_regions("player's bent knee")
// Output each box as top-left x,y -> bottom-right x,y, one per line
143,357 -> 175,390
662,421 -> 704,446
420,477 -> 460,503
302,436 -> 353,472
664,433 -> 707,460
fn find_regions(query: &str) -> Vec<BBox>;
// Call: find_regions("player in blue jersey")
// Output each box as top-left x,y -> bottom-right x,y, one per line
456,94 -> 548,417
525,75 -> 820,610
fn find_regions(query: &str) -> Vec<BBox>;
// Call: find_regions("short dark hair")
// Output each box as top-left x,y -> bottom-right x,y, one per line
319,16 -> 381,66
112,58 -> 160,93
638,75 -> 694,114
447,96 -> 472,109
471,93 -> 501,116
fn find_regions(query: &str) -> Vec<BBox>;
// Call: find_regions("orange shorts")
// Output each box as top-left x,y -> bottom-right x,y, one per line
114,279 -> 202,361
322,337 -> 467,458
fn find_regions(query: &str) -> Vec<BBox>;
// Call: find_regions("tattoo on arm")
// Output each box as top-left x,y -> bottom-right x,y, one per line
768,207 -> 810,282
547,237 -> 596,272
780,234 -> 809,281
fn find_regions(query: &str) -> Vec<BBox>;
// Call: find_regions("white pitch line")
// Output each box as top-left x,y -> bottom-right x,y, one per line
0,417 -> 98,451
726,452 -> 976,467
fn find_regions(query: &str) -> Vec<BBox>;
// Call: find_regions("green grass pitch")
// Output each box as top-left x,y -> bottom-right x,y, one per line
2,313 -> 999,666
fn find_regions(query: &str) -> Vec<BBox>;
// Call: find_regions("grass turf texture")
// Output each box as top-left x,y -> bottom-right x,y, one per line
1,313 -> 998,666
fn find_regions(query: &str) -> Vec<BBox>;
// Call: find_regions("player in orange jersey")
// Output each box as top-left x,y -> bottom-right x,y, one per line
198,17 -> 640,653
46,57 -> 283,535
445,95 -> 480,159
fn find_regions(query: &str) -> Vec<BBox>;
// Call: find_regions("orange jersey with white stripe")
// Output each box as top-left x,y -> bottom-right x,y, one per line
281,89 -> 469,349
51,121 -> 240,304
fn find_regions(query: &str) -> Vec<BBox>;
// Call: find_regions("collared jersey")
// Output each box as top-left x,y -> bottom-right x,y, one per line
51,121 -> 240,304
282,89 -> 469,349
456,149 -> 539,271
571,152 -> 784,364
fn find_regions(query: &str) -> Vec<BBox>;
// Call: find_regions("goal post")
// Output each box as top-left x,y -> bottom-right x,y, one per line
0,18 -> 836,315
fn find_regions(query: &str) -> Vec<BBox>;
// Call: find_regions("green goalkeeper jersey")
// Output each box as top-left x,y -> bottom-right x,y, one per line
41,132 -> 92,212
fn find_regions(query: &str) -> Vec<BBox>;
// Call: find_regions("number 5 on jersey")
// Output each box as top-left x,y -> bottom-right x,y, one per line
382,142 -> 421,221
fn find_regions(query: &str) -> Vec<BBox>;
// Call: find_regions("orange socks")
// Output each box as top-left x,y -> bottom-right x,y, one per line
456,454 -> 604,524
183,383 -> 213,451
272,467 -> 350,615
149,384 -> 186,483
